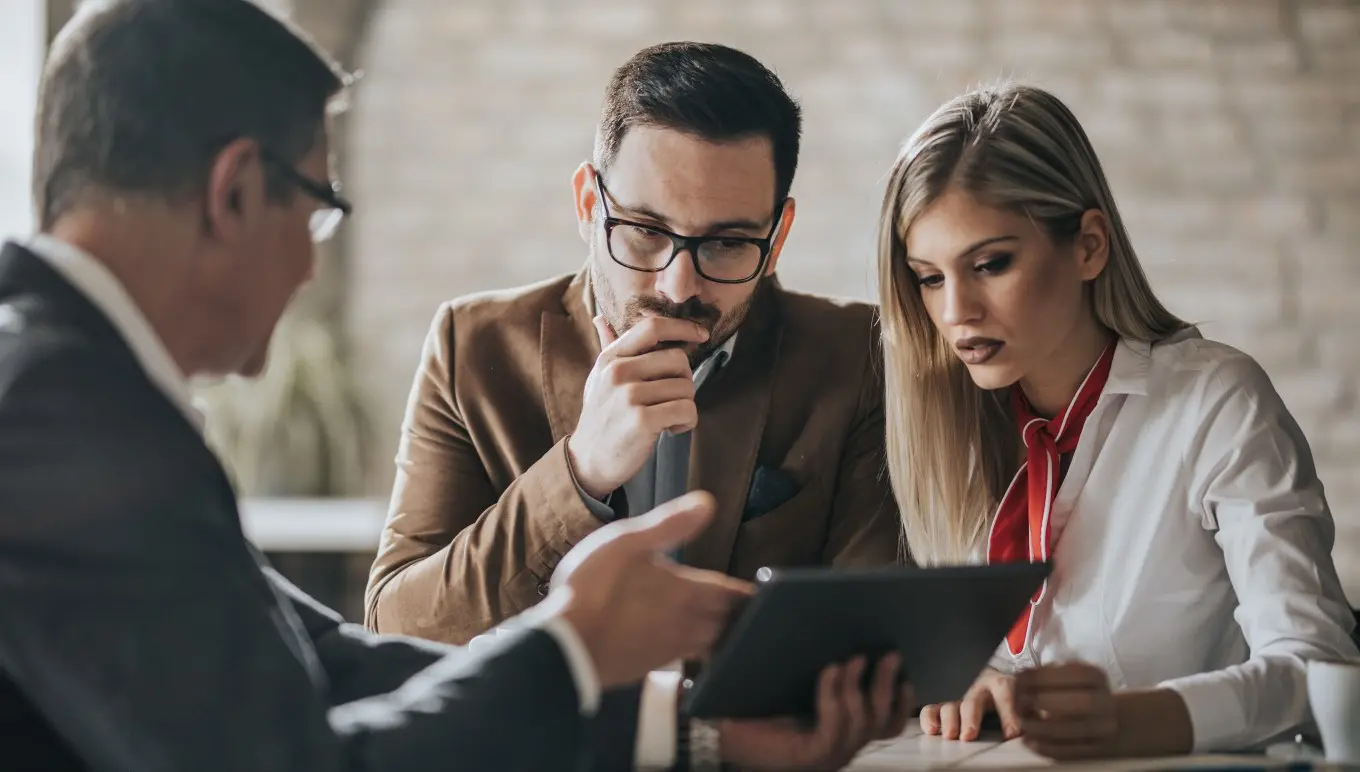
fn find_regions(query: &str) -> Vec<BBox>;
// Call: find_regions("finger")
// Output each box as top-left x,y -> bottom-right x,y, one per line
868,653 -> 900,738
958,685 -> 993,742
990,675 -> 1022,740
606,348 -> 691,384
607,315 -> 709,358
939,701 -> 961,741
840,657 -> 869,755
621,491 -> 716,552
671,565 -> 757,596
1022,712 -> 1118,744
679,585 -> 755,619
1024,688 -> 1104,721
810,665 -> 847,760
621,378 -> 696,408
643,399 -> 699,435
1015,662 -> 1107,691
592,315 -> 618,351
1023,734 -> 1112,762
919,704 -> 941,735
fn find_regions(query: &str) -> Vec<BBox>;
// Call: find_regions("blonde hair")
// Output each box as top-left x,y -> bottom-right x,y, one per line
877,84 -> 1187,564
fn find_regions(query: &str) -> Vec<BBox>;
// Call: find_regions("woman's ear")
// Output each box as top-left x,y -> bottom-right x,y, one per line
1074,209 -> 1109,281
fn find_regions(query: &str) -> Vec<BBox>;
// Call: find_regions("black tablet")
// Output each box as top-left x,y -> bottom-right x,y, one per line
682,561 -> 1052,720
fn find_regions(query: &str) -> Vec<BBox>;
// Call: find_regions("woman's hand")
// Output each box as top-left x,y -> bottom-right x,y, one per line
919,667 -> 1021,741
1015,662 -> 1193,760
1014,662 -> 1117,758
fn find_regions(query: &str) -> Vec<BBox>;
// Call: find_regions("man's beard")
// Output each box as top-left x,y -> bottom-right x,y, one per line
591,261 -> 757,368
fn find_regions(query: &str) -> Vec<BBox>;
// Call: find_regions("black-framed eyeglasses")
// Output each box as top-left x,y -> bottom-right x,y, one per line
260,148 -> 353,243
594,173 -> 783,284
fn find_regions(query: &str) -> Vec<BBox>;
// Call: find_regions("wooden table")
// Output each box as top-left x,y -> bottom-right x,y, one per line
848,726 -> 1312,770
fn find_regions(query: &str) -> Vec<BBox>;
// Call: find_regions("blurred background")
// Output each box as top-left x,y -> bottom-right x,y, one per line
3,0 -> 1357,619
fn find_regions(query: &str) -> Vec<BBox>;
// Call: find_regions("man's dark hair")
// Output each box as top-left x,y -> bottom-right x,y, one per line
594,42 -> 802,206
32,0 -> 347,229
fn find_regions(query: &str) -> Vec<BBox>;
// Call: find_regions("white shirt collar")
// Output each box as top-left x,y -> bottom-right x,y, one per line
21,233 -> 205,432
693,333 -> 737,389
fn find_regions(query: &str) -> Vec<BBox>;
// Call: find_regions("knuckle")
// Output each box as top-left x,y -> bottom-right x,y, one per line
603,360 -> 628,387
621,382 -> 645,406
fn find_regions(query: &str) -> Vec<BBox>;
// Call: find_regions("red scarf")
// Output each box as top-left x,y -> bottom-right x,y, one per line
987,341 -> 1118,657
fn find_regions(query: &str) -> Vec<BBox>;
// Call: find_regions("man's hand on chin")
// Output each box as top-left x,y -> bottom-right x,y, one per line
719,654 -> 914,771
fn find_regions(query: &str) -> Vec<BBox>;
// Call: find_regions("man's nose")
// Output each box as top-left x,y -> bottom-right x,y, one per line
655,247 -> 703,303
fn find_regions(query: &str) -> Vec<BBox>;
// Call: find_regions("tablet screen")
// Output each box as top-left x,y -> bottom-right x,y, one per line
684,562 -> 1051,720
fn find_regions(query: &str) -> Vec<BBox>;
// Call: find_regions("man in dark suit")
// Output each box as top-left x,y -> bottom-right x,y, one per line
0,2 -> 910,771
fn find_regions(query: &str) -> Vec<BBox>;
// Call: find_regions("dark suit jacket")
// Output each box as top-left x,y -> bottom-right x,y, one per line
0,242 -> 643,772
364,269 -> 903,644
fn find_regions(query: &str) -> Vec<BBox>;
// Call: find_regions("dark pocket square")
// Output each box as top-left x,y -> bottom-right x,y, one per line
742,466 -> 800,522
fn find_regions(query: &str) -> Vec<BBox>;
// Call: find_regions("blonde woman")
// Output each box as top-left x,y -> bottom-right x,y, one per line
877,83 -> 1358,759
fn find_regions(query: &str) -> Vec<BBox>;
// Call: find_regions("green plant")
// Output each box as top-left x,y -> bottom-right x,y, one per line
196,310 -> 369,497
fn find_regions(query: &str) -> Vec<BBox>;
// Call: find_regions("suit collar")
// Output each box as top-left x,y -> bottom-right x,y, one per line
8,236 -> 203,432
541,268 -> 785,571
0,240 -> 127,352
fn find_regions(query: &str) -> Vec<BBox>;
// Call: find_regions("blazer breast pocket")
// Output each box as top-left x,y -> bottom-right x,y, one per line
729,473 -> 826,579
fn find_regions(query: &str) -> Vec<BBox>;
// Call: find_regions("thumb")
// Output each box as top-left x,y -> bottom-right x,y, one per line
593,315 -> 618,351
624,491 -> 716,553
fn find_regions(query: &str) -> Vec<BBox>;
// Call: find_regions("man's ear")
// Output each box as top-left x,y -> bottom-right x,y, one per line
571,162 -> 598,245
1074,208 -> 1109,282
204,137 -> 265,244
763,198 -> 797,277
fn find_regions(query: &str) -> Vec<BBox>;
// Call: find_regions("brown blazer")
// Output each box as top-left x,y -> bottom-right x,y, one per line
364,270 -> 902,644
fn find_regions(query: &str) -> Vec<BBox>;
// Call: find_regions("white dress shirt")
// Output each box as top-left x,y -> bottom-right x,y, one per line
987,327 -> 1359,751
19,233 -> 602,718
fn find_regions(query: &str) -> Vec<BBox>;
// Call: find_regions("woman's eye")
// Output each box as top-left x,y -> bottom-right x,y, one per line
976,253 -> 1013,274
916,273 -> 944,289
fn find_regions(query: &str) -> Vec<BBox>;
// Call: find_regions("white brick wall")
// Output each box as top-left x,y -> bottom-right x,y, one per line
340,0 -> 1360,601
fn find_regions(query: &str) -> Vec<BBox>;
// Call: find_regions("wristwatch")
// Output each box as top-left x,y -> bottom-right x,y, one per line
689,717 -> 721,772
676,677 -> 722,771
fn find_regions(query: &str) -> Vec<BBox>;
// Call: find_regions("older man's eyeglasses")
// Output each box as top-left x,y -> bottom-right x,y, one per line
594,173 -> 782,284
260,149 -> 353,243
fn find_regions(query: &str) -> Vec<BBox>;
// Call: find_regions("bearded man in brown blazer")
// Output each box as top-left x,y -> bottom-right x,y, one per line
365,43 -> 900,654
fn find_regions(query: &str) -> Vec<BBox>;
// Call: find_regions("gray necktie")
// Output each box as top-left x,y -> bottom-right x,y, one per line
646,347 -> 729,560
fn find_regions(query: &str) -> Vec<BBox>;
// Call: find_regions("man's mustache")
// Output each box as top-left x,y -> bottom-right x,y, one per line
624,296 -> 722,326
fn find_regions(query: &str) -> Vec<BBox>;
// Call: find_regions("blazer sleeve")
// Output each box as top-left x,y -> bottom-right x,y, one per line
282,566 -> 650,772
820,317 -> 905,568
0,342 -> 588,772
364,302 -> 604,644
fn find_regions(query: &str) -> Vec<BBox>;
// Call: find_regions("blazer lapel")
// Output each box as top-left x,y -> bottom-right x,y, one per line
682,280 -> 783,572
542,269 -> 598,444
